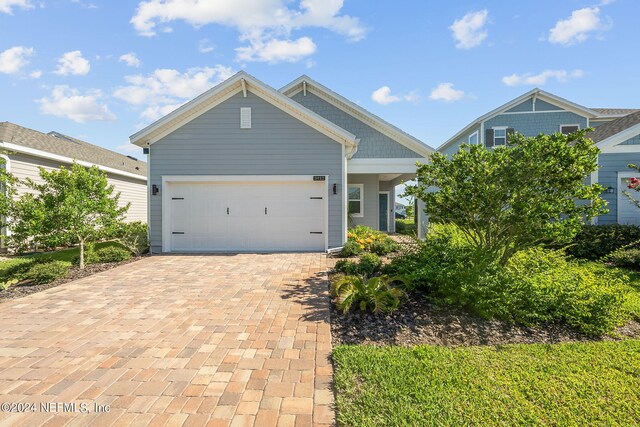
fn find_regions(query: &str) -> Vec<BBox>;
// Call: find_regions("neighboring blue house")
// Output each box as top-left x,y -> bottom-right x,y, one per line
437,88 -> 640,226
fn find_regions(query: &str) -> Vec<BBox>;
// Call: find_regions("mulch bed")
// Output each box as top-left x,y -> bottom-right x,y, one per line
0,257 -> 146,302
327,253 -> 640,347
330,292 -> 640,347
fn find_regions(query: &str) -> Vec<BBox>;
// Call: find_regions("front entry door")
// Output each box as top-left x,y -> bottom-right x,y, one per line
379,192 -> 389,232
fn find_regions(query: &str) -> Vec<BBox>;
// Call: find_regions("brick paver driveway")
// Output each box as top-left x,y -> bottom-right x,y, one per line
0,254 -> 334,426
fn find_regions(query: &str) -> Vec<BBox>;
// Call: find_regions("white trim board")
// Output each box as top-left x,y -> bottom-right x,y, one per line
280,75 -> 435,158
131,71 -> 358,156
161,175 -> 329,253
597,122 -> 640,153
0,141 -> 147,181
618,171 -> 640,225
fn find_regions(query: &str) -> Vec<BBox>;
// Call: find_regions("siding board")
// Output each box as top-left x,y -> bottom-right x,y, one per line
149,91 -> 344,252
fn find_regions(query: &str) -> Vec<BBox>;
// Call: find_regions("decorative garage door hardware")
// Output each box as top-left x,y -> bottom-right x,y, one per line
310,197 -> 323,199
310,232 -> 323,234
172,232 -> 185,234
171,197 -> 184,200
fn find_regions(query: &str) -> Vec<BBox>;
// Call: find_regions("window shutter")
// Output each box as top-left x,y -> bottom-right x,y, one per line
485,129 -> 494,147
506,128 -> 515,144
240,107 -> 251,129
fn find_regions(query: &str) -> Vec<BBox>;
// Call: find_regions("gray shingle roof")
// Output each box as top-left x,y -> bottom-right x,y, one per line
0,122 -> 146,178
587,110 -> 640,143
590,108 -> 640,116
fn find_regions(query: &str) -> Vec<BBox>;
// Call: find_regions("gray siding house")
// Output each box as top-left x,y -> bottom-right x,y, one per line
438,89 -> 640,226
0,122 -> 148,224
130,72 -> 434,253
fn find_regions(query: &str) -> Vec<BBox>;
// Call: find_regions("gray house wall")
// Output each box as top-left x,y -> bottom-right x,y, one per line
148,91 -> 345,252
598,152 -> 640,224
290,91 -> 422,159
347,174 -> 379,229
484,111 -> 588,137
441,124 -> 481,156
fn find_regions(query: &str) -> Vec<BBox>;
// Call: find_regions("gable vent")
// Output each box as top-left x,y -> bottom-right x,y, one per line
240,107 -> 252,129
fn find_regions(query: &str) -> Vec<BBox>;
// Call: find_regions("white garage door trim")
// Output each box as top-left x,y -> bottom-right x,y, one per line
161,175 -> 329,252
618,171 -> 640,225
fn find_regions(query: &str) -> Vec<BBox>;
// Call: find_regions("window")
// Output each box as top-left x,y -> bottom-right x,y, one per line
493,127 -> 507,146
560,124 -> 579,135
468,131 -> 479,145
240,107 -> 252,129
348,184 -> 363,217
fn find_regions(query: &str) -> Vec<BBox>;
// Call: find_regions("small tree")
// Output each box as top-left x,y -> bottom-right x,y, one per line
405,130 -> 607,264
14,163 -> 129,268
0,155 -> 17,234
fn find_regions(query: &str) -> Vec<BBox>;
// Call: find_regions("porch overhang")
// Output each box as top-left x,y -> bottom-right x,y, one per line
347,158 -> 426,174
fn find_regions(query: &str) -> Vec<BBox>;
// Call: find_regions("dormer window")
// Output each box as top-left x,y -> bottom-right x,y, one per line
560,124 -> 579,135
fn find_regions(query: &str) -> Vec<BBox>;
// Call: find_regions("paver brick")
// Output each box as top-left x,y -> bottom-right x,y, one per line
0,254 -> 333,426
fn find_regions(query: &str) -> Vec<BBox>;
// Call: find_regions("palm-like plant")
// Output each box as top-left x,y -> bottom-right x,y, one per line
331,275 -> 407,314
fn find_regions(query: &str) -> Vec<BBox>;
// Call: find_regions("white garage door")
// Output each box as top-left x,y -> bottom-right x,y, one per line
165,177 -> 326,252
619,173 -> 640,225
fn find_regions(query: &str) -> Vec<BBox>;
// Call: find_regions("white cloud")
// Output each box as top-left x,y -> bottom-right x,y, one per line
371,86 -> 418,106
429,83 -> 465,102
236,36 -> 316,63
0,0 -> 32,14
502,69 -> 584,86
0,46 -> 34,74
119,52 -> 141,67
29,70 -> 42,79
548,7 -> 609,45
54,50 -> 90,76
113,65 -> 234,121
130,0 -> 366,63
198,38 -> 215,53
450,10 -> 489,49
38,85 -> 116,123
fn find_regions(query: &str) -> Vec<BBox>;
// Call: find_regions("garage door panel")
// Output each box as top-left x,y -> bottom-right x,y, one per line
167,178 -> 326,252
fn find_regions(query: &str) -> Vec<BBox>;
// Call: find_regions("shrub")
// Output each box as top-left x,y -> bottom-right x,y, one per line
95,246 -> 131,263
331,275 -> 407,314
24,261 -> 70,285
395,219 -> 416,236
113,221 -> 148,256
606,248 -> 640,270
383,229 -> 633,336
0,258 -> 37,283
335,259 -> 360,275
358,253 -> 382,276
564,224 -> 640,260
335,253 -> 383,277
340,240 -> 363,258
347,225 -> 399,255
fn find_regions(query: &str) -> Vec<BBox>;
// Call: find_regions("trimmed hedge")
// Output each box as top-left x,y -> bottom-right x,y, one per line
25,261 -> 71,285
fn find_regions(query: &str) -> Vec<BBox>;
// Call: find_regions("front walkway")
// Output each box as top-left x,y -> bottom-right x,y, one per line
0,254 -> 334,426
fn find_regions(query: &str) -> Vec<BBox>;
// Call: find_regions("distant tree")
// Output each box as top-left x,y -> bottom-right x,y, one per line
11,163 -> 128,268
404,130 -> 607,264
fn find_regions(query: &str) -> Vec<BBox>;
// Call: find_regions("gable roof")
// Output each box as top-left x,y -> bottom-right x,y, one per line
130,71 -> 358,156
590,108 -> 640,117
588,110 -> 640,143
280,75 -> 434,158
0,122 -> 146,179
438,88 -> 601,152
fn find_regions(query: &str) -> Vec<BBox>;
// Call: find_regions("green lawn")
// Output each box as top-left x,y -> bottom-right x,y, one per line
333,341 -> 640,426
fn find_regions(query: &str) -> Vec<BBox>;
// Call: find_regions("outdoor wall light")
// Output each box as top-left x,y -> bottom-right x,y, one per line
333,183 -> 337,195
604,186 -> 615,194
152,184 -> 159,195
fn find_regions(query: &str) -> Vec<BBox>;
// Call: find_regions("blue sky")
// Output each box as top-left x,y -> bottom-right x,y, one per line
1,0 -> 639,161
